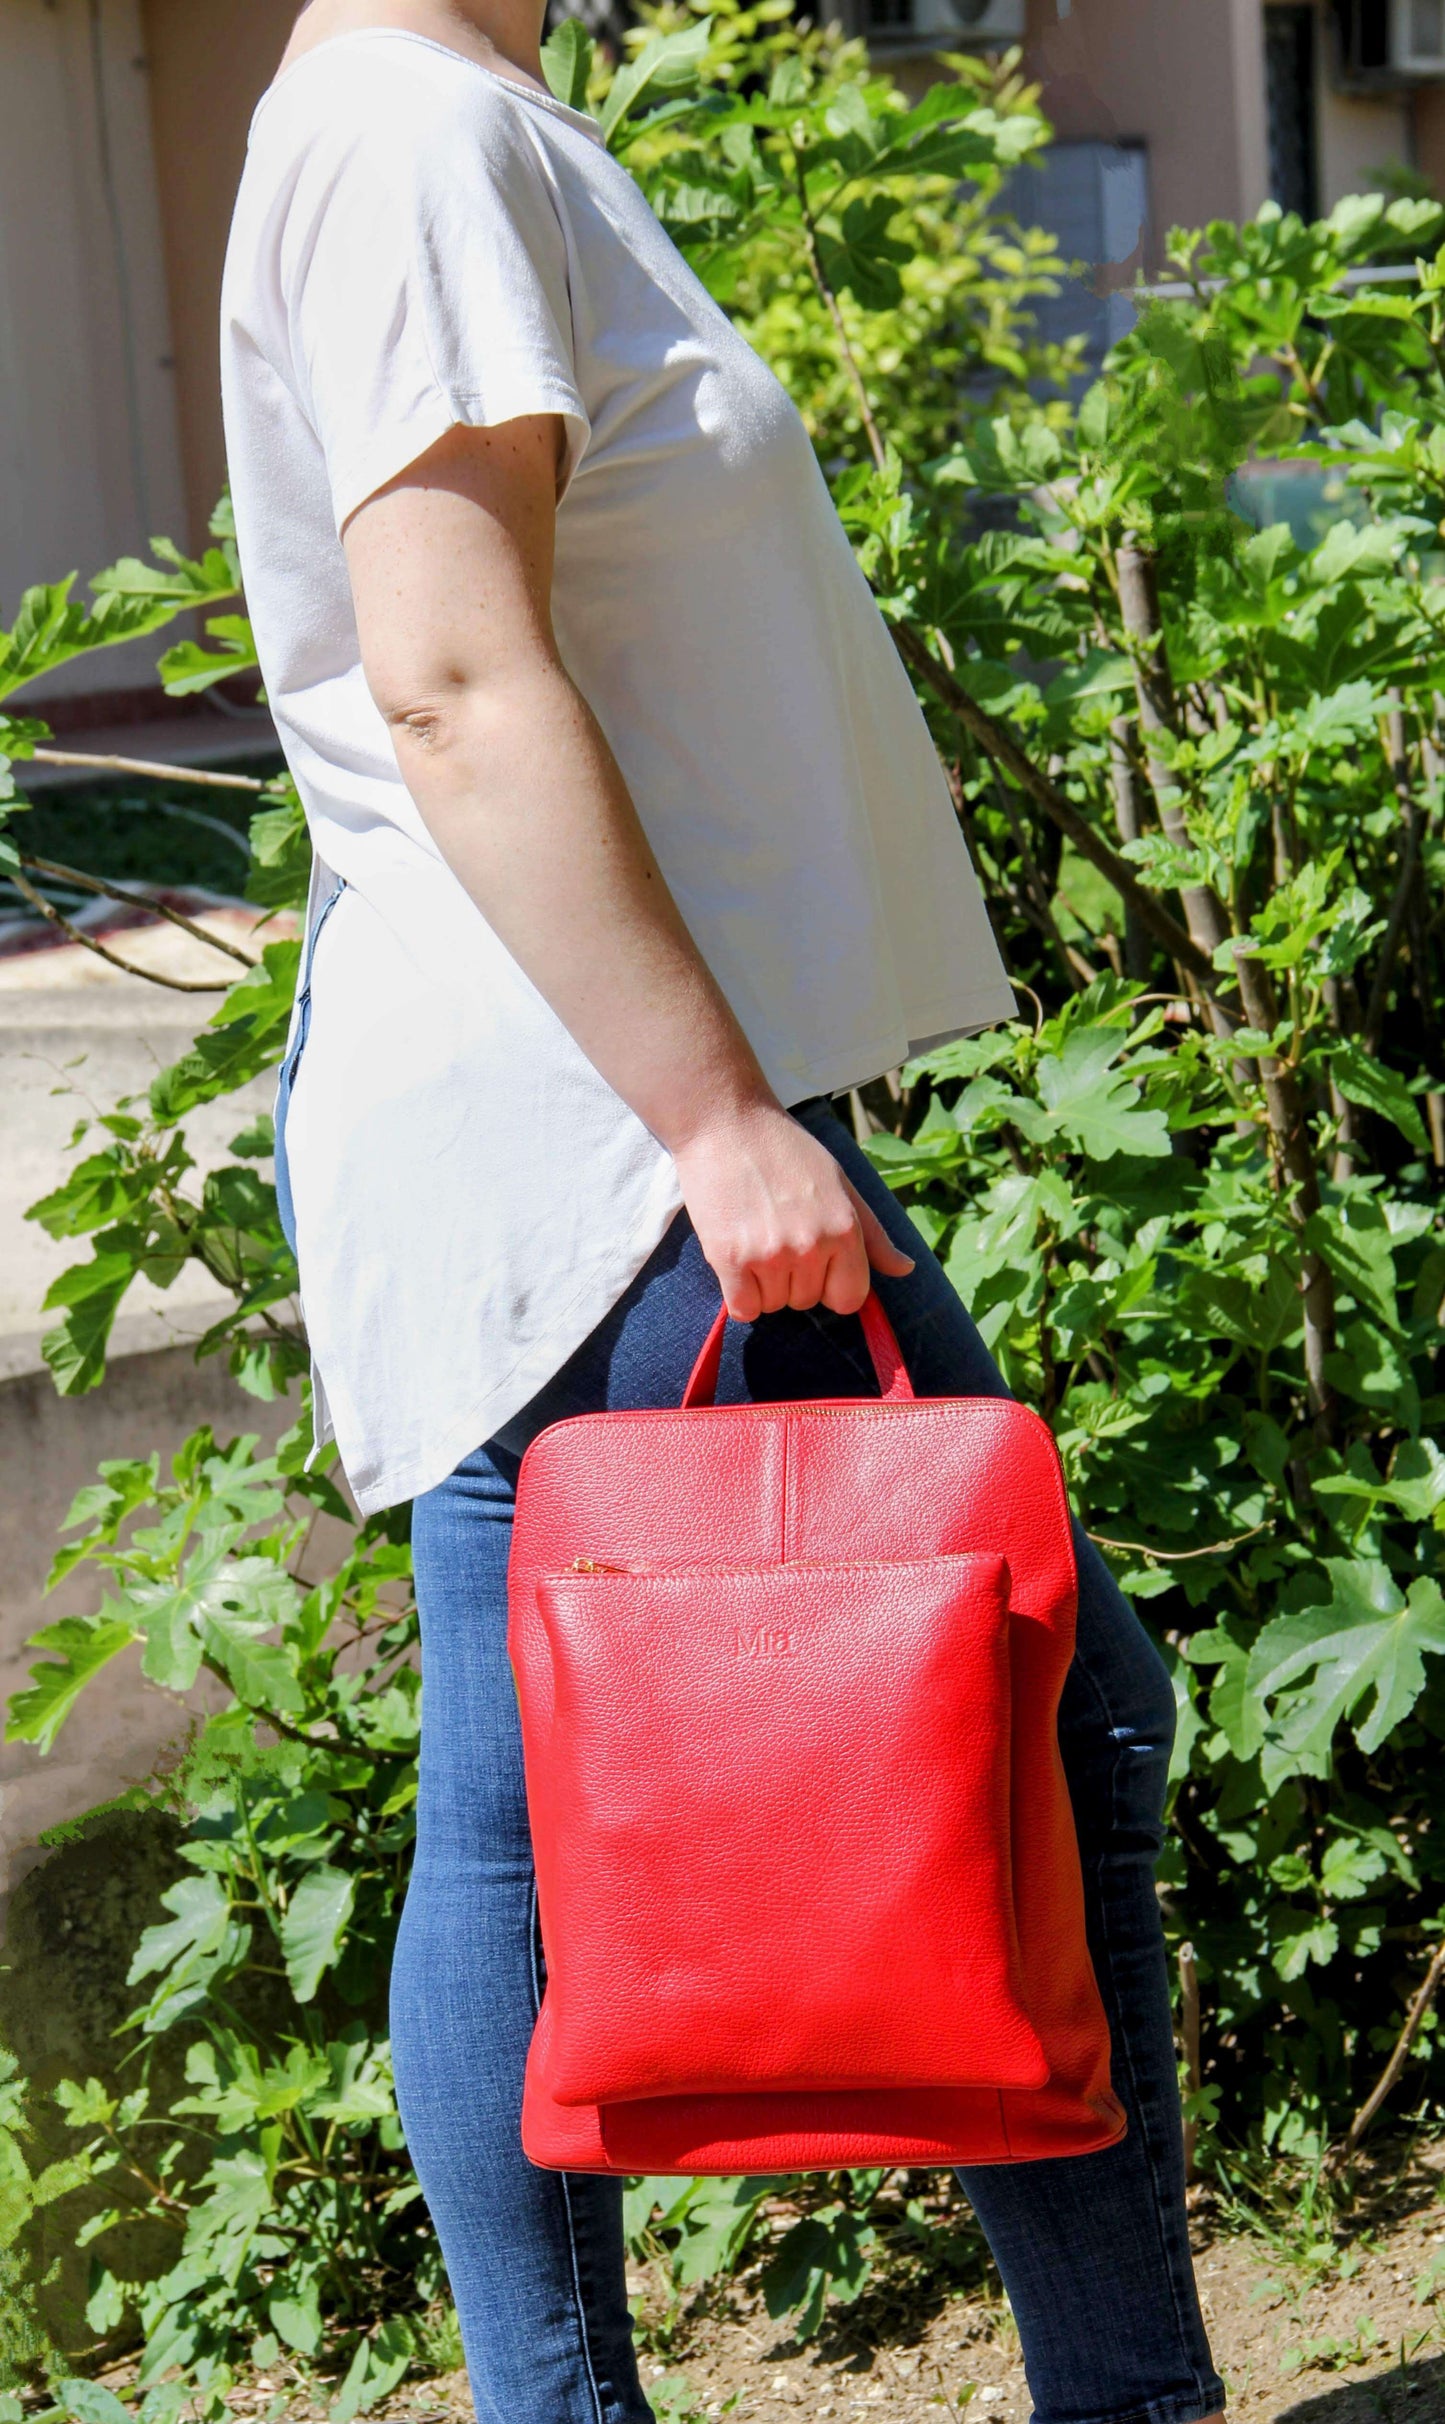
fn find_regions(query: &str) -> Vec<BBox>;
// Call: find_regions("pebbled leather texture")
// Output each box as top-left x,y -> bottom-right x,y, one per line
508,1295 -> 1125,2174
534,1552 -> 1045,2105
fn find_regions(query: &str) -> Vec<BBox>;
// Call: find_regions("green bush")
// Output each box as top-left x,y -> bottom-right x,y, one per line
1,1 -> 1443,2395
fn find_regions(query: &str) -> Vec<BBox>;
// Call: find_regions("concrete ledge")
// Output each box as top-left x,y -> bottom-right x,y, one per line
0,1341 -> 300,1919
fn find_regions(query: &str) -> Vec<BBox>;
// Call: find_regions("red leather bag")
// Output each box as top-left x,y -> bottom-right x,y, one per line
508,1293 -> 1124,2175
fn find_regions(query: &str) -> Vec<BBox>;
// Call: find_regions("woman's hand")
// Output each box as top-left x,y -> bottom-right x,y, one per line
671,1102 -> 913,1321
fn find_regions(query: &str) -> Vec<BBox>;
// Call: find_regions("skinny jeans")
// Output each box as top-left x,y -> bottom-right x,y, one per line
390,1098 -> 1225,2424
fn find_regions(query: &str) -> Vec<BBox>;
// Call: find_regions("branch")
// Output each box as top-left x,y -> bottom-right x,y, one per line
27,744 -> 267,794
890,616 -> 1223,997
985,771 -> 1097,989
1362,709 -> 1425,1054
1115,542 -> 1232,970
19,854 -> 258,967
1231,943 -> 1335,1429
791,147 -> 887,476
1088,1521 -> 1268,1561
5,866 -> 232,993
1178,1941 -> 1201,2183
1107,715 -> 1152,983
1321,973 -> 1360,1181
1338,1935 -> 1445,2163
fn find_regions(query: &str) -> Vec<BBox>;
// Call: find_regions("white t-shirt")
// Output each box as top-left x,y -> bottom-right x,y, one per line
220,29 -> 1014,1515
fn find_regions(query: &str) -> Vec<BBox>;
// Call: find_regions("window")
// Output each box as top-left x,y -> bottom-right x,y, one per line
842,0 -> 1025,52
1006,141 -> 1149,370
1265,5 -> 1319,219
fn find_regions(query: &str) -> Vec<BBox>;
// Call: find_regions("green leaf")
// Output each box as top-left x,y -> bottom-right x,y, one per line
279,1865 -> 357,2002
1029,1027 -> 1171,1162
40,1235 -> 146,1393
671,2177 -> 771,2286
1207,1635 -> 1267,1761
246,792 -> 312,913
84,2270 -> 127,2336
762,2210 -> 874,2338
1285,680 -> 1381,759
5,1615 -> 136,1752
127,1873 -> 250,2030
1327,1043 -> 1429,1151
270,2287 -> 324,2357
1320,1834 -> 1388,1901
128,1549 -> 299,1701
1043,649 -> 1134,707
201,1601 -> 305,1715
600,18 -> 710,144
1384,1439 -> 1445,1523
54,2384 -> 133,2424
816,195 -> 912,312
309,2034 -> 397,2125
328,2320 -> 412,2423
1270,1909 -> 1339,1982
158,614 -> 257,697
149,941 -> 300,1123
1306,1198 -> 1399,1329
26,1151 -> 146,1240
1177,1258 -> 1299,1355
182,2144 -> 274,2285
1248,1564 -> 1445,1766
540,16 -> 594,112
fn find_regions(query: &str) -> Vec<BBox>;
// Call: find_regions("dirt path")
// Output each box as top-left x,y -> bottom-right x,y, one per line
92,2149 -> 1445,2424
395,2151 -> 1445,2423
609,2163 -> 1445,2424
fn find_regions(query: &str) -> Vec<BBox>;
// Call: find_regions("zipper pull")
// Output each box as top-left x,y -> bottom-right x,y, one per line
569,1557 -> 630,1574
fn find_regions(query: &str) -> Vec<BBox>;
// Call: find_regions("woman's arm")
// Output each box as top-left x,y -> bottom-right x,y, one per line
341,414 -> 911,1322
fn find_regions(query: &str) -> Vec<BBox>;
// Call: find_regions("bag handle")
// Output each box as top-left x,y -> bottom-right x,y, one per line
682,1289 -> 914,1409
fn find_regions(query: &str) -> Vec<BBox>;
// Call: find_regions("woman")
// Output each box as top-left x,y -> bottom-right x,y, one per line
220,3 -> 1225,2418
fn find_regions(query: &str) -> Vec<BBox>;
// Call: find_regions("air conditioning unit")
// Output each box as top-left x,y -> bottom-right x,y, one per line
862,0 -> 1025,49
1393,0 -> 1445,72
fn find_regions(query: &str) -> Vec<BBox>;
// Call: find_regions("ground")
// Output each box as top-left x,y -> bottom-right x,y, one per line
620,2214 -> 1445,2421
168,2144 -> 1445,2424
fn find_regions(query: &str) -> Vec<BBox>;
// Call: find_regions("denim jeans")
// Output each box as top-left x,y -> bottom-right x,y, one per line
392,1099 -> 1225,2424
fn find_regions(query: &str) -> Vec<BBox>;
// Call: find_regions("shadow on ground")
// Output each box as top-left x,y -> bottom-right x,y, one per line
1279,2349 -> 1445,2422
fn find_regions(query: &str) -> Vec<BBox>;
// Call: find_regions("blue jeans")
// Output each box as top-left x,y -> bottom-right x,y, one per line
392,1100 -> 1225,2424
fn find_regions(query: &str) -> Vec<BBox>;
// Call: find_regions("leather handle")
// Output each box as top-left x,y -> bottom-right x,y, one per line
682,1290 -> 914,1409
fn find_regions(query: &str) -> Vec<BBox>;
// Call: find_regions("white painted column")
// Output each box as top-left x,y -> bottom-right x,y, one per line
1229,0 -> 1273,220
0,0 -> 188,701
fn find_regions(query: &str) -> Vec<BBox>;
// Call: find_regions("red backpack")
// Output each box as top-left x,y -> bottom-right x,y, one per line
508,1294 -> 1123,2174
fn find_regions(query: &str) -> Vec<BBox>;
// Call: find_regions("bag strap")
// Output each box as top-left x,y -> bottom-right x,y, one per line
681,1290 -> 914,1409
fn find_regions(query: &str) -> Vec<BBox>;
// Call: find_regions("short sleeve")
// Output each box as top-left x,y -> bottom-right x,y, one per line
284,88 -> 590,536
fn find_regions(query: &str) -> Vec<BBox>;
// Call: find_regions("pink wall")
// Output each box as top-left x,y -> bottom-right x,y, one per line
1023,0 -> 1270,268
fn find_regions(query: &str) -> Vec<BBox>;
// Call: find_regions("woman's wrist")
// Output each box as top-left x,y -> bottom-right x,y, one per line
655,1069 -> 786,1160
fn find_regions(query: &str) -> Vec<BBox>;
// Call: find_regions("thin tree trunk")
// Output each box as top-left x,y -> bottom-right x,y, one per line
1363,699 -> 1426,1056
1232,944 -> 1336,1432
1116,544 -> 1233,979
1108,716 -> 1152,983
1322,974 -> 1359,1183
1178,1941 -> 1202,2184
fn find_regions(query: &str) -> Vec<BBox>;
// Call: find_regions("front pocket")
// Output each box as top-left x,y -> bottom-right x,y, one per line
529,1551 -> 1046,2108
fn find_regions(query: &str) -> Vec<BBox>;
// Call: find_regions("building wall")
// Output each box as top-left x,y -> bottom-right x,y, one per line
9,0 -> 1445,627
141,0 -> 295,552
1315,67 -> 1412,212
1414,77 -> 1445,194
1022,0 -> 1272,266
0,0 -> 188,697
